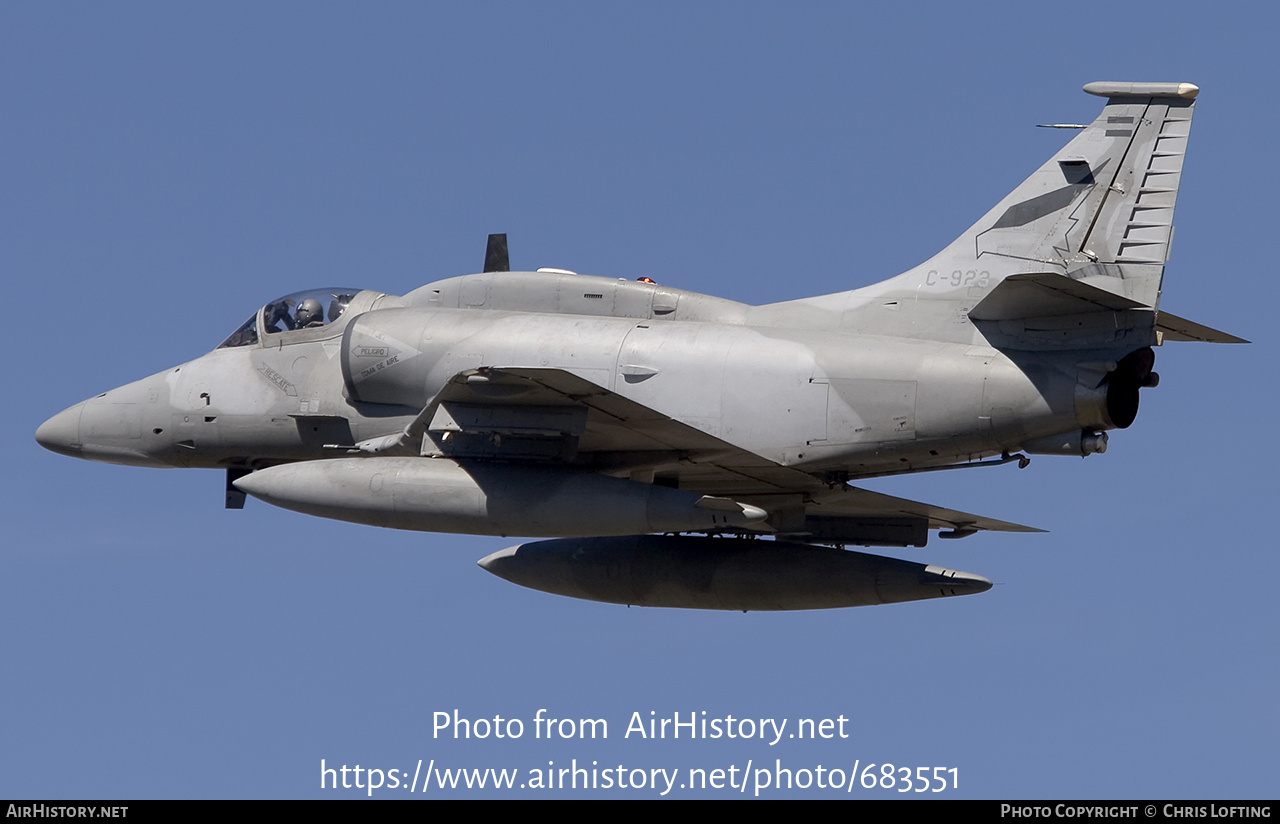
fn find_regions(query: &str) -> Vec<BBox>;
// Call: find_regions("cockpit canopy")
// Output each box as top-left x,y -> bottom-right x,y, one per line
218,288 -> 362,349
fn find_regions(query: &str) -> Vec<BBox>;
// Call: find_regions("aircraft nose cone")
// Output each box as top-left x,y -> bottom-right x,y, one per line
36,403 -> 84,459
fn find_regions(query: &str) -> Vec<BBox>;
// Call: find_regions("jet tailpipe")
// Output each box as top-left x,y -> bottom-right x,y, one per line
479,535 -> 993,611
1076,347 -> 1156,430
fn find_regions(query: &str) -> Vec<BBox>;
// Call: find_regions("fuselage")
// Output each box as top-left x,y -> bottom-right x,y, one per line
32,82 -> 1222,610
36,270 -> 1103,484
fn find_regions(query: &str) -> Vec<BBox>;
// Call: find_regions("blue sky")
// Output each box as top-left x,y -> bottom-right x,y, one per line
3,2 -> 1275,799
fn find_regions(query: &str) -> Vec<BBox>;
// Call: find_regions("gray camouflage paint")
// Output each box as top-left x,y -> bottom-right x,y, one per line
36,83 -> 1239,609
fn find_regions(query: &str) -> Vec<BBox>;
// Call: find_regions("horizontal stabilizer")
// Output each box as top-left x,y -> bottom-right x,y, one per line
1156,311 -> 1249,343
969,272 -> 1146,321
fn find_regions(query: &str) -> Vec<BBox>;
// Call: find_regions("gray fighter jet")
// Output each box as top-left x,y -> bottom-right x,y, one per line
36,82 -> 1242,611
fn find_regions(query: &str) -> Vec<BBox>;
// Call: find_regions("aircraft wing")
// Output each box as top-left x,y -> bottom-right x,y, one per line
376,366 -> 1040,543
415,366 -> 820,494
801,486 -> 1045,535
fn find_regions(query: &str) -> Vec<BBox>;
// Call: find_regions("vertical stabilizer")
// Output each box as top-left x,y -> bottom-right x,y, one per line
887,82 -> 1198,309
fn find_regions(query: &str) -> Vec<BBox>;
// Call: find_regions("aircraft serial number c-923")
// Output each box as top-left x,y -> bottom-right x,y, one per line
37,82 -> 1242,611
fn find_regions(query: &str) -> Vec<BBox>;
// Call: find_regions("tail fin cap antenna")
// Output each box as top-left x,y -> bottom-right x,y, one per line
1083,82 -> 1199,99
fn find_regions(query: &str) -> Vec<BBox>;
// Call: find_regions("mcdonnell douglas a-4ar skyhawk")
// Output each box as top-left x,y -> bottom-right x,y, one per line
37,82 -> 1242,611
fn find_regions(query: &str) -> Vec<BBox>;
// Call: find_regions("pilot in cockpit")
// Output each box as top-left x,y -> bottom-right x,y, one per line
296,299 -> 326,329
217,287 -> 361,350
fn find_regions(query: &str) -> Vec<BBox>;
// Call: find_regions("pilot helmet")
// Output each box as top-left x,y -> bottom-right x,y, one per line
296,299 -> 324,328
